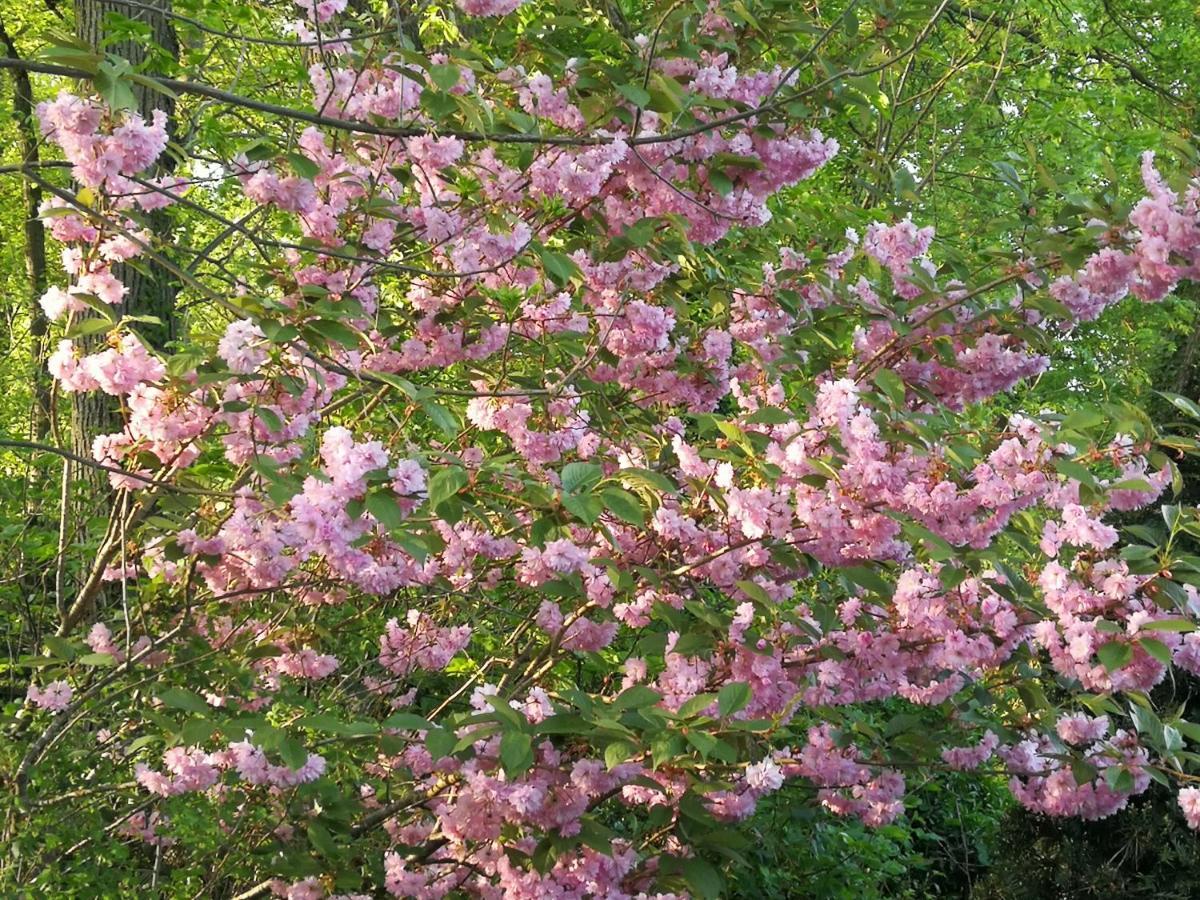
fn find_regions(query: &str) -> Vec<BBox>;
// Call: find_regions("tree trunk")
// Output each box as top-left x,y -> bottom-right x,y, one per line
75,0 -> 180,334
68,0 -> 179,621
0,15 -> 55,652
0,16 -> 51,442
72,0 -> 179,463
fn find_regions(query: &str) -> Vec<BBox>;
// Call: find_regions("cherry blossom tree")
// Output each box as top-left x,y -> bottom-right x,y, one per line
6,0 -> 1200,896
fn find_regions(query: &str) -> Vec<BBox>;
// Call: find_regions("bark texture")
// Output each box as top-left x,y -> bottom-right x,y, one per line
66,0 -> 179,622
72,0 -> 179,465
0,16 -> 50,442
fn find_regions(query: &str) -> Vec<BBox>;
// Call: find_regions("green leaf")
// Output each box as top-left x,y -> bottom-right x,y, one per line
180,717 -> 214,744
366,490 -> 406,531
621,218 -> 658,247
422,401 -> 460,439
37,44 -> 103,72
1138,637 -> 1173,665
873,369 -> 906,406
717,682 -> 751,718
426,728 -> 456,759
307,821 -> 338,857
534,713 -> 588,735
618,467 -> 678,495
1104,766 -> 1135,793
420,88 -> 457,118
43,636 -> 77,661
286,152 -> 320,180
1140,618 -> 1195,633
709,170 -> 733,196
369,371 -> 425,399
1062,407 -> 1106,432
1109,478 -> 1154,493
561,462 -> 602,494
1017,682 -> 1049,712
383,712 -> 433,731
1129,702 -> 1164,743
295,714 -> 379,737
429,63 -> 462,91
1097,641 -> 1133,672
685,729 -> 718,758
710,152 -> 765,172
279,736 -> 309,769
604,740 -> 635,769
1164,724 -> 1185,753
1054,459 -> 1097,487
578,818 -> 619,855
255,406 -> 284,433
616,82 -> 651,108
562,493 -> 603,524
487,696 -> 526,730
613,685 -> 663,710
647,72 -> 687,112
126,72 -> 178,101
428,466 -> 469,508
157,687 -> 208,713
841,565 -> 892,596
500,731 -> 535,776
1159,392 -> 1200,420
540,249 -> 581,287
77,652 -> 116,667
600,487 -> 645,525
1070,758 -> 1098,786
677,693 -> 718,718
94,59 -> 137,111
681,857 -> 723,899
66,316 -> 117,339
307,319 -> 360,348
735,580 -> 771,606
744,406 -> 793,425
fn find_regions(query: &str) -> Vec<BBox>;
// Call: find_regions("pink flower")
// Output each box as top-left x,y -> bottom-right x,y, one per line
294,0 -> 347,22
407,135 -> 465,170
1180,787 -> 1200,829
26,680 -> 72,712
390,459 -> 427,497
81,334 -> 167,395
379,610 -> 472,675
456,0 -> 524,16
745,758 -> 784,794
1056,713 -> 1110,746
39,286 -> 85,320
218,319 -> 269,374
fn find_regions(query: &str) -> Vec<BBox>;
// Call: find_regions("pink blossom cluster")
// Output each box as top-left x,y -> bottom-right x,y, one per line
134,740 -> 327,796
34,97 -> 201,493
1180,787 -> 1200,829
786,725 -> 906,826
25,17 -> 1200,891
116,810 -> 174,847
1048,152 -> 1200,319
26,680 -> 72,712
941,731 -> 1000,771
86,621 -> 158,665
218,319 -> 269,374
36,90 -> 168,193
455,0 -> 526,16
379,610 -> 473,676
1001,729 -> 1150,820
48,335 -> 166,395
